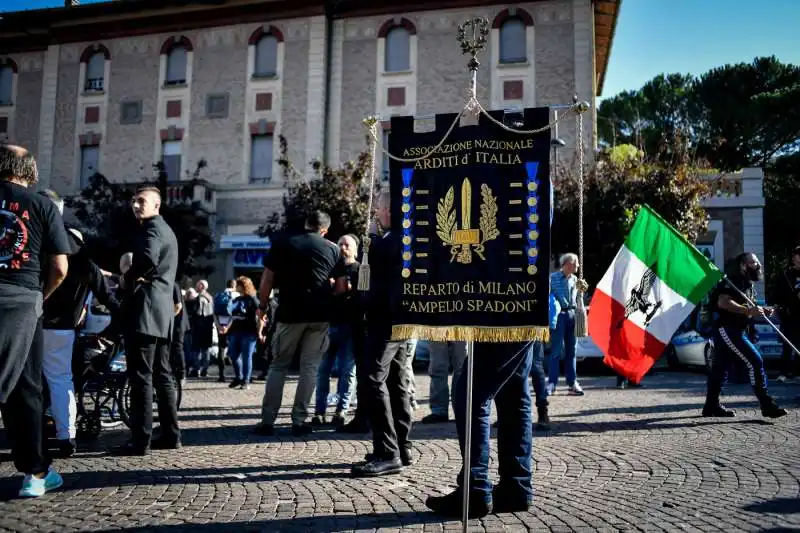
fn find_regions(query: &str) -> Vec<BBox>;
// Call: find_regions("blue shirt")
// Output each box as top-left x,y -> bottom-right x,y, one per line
550,271 -> 577,311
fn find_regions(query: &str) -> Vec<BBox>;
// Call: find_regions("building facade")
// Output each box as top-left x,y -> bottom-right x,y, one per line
0,0 -> 621,286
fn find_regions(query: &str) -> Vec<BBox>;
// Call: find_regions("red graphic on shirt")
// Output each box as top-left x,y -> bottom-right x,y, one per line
0,208 -> 30,270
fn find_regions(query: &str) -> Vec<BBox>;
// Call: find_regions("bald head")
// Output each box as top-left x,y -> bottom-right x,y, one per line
0,144 -> 39,187
132,187 -> 162,221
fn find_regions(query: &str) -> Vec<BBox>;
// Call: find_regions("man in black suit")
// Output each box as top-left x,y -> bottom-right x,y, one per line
116,186 -> 181,456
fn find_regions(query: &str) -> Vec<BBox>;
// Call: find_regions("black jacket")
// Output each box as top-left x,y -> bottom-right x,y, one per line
122,215 -> 179,339
43,229 -> 118,330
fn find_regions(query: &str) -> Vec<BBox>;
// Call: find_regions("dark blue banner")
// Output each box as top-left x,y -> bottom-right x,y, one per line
388,108 -> 552,342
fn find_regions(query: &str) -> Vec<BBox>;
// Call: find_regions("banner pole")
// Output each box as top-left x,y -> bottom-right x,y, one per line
461,340 -> 475,531
722,276 -> 800,358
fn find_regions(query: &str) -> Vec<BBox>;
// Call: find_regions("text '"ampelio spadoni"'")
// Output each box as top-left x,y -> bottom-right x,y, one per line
401,281 -> 539,314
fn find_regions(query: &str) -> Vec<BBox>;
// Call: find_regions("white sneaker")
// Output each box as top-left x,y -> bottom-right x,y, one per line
776,375 -> 788,383
568,383 -> 585,396
546,383 -> 556,395
18,468 -> 63,498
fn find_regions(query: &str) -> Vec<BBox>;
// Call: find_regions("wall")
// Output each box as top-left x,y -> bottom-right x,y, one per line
11,53 -> 45,155
51,45 -> 80,193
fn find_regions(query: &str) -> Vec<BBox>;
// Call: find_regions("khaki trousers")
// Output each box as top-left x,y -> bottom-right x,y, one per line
261,322 -> 330,426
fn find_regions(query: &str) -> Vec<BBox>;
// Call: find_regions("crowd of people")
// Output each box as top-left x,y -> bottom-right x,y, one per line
0,142 -> 794,519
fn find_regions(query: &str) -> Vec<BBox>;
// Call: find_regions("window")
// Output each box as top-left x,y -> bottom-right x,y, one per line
206,93 -> 229,118
80,145 -> 99,189
499,19 -> 526,64
382,130 -> 390,181
254,35 -> 278,77
250,135 -> 273,184
385,27 -> 410,72
120,101 -> 142,125
0,67 -> 13,105
85,53 -> 105,92
165,46 -> 188,86
162,141 -> 182,181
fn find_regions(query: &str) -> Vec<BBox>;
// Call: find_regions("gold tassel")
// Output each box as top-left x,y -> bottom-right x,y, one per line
390,325 -> 550,343
357,236 -> 371,292
574,294 -> 588,338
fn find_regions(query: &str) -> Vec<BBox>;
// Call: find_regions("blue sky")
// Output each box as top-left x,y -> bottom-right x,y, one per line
602,0 -> 800,98
4,0 -> 799,100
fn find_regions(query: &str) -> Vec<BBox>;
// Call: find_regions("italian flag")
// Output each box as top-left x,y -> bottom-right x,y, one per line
589,206 -> 723,383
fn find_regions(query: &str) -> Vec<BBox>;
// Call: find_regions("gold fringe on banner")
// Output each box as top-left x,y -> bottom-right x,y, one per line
391,325 -> 550,343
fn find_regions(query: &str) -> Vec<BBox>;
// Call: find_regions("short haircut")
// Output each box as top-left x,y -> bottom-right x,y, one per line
338,234 -> 359,251
227,279 -> 237,289
196,280 -> 209,291
305,211 -> 332,232
559,253 -> 579,267
0,144 -> 38,185
345,233 -> 360,248
39,189 -> 64,214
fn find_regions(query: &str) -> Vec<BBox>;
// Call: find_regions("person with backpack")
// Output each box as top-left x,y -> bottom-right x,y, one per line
213,280 -> 239,382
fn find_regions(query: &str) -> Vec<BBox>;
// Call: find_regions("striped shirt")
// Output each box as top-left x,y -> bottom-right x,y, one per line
550,271 -> 576,311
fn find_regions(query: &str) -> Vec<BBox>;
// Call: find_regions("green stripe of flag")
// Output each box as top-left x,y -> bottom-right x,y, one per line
625,205 -> 723,305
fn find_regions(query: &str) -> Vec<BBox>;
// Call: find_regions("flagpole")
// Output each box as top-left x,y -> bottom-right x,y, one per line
722,276 -> 800,358
461,340 -> 475,531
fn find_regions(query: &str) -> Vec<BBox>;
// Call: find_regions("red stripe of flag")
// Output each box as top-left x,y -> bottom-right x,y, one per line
588,290 -> 668,383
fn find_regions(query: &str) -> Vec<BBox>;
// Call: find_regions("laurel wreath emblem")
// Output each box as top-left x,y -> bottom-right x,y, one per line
436,186 -> 457,244
479,183 -> 499,243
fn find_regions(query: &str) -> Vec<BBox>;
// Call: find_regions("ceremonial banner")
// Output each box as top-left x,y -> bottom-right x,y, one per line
388,108 -> 552,342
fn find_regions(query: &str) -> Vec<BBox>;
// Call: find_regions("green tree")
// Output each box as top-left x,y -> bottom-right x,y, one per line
67,161 -> 214,280
764,152 -> 800,296
693,56 -> 800,170
597,73 -> 696,157
258,135 -> 375,243
553,144 -> 710,288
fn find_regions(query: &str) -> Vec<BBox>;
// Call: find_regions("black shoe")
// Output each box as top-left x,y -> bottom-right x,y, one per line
252,423 -> 275,436
702,404 -> 736,417
151,438 -> 182,450
761,397 -> 788,419
425,489 -> 492,519
200,370 -> 208,378
56,438 -> 76,458
421,413 -> 449,424
535,405 -> 550,431
113,442 -> 150,457
337,419 -> 370,434
365,450 -> 414,467
351,457 -> 403,477
228,379 -> 243,389
217,376 -> 226,383
492,486 -> 532,514
291,424 -> 313,436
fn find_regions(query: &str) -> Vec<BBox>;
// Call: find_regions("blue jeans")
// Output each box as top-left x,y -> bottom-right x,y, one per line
548,311 -> 577,387
315,324 -> 357,415
228,332 -> 257,383
454,342 -> 534,502
529,341 -> 548,407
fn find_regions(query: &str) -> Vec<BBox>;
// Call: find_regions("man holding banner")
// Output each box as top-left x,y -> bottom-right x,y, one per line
378,109 -> 554,517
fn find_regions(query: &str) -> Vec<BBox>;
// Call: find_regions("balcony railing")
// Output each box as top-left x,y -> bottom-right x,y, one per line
84,78 -> 104,92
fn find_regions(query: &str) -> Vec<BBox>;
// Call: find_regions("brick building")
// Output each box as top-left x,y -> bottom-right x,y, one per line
0,0 -> 621,285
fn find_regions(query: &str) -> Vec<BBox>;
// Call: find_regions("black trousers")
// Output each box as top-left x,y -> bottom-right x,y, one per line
125,333 -> 181,447
780,318 -> 800,376
364,325 -> 413,459
349,324 -> 368,423
0,318 -> 48,475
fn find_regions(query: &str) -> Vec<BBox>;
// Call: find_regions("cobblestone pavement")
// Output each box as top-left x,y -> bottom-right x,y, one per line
1,371 -> 799,533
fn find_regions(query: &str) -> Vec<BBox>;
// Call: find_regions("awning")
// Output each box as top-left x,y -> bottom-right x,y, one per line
220,235 -> 271,250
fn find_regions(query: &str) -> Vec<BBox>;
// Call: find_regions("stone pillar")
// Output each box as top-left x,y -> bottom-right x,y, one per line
326,19 -> 344,165
573,0 -> 594,160
36,44 -> 60,188
305,15 -> 328,174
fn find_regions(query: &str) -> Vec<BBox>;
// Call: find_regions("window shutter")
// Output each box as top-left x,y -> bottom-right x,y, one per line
255,36 -> 278,76
250,136 -> 273,183
166,47 -> 188,84
385,28 -> 410,72
0,67 -> 13,103
500,19 -> 527,63
80,146 -> 99,189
